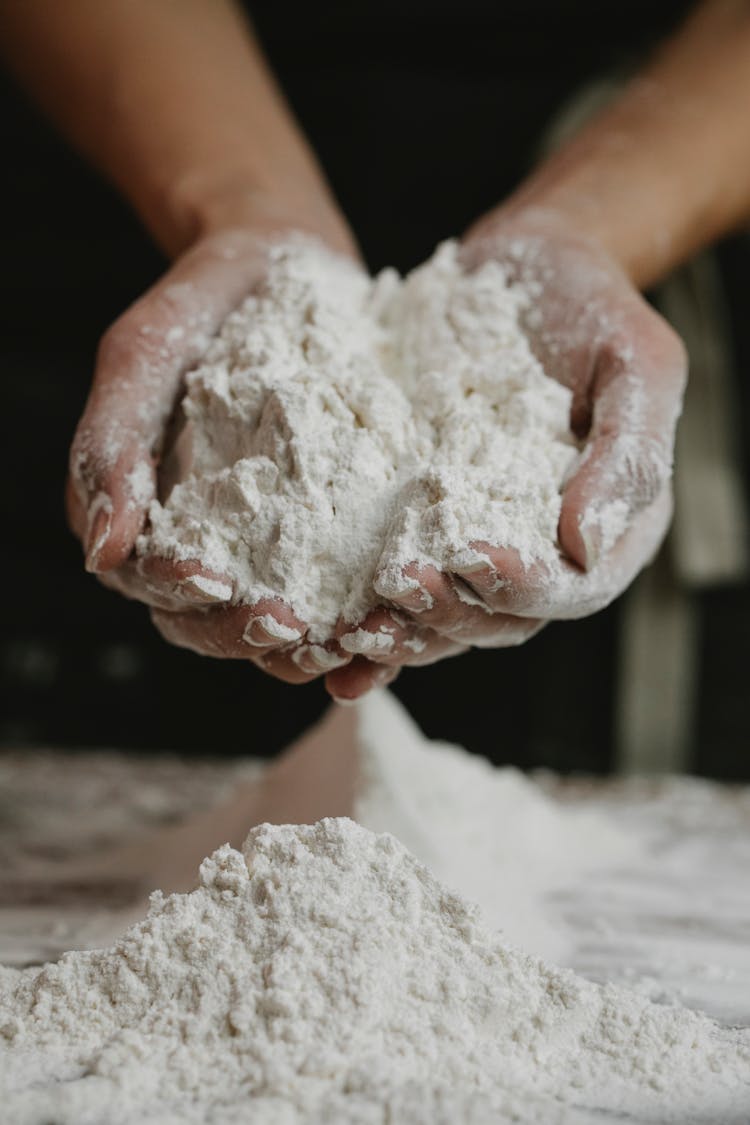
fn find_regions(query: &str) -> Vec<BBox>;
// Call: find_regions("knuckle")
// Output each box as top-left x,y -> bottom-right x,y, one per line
603,433 -> 672,516
96,322 -> 135,372
633,310 -> 689,392
627,436 -> 672,511
96,305 -> 179,377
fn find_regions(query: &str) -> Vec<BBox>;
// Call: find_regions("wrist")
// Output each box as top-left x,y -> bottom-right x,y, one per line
147,163 -> 358,262
495,179 -> 668,289
464,201 -> 626,280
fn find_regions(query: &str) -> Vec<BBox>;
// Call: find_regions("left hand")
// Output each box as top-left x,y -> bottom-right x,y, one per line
325,208 -> 687,700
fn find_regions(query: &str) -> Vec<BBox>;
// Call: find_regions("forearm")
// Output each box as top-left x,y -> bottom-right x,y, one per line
0,0 -> 351,257
478,0 -> 750,288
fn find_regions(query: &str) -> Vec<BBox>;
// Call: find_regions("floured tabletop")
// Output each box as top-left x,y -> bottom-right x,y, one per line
1,715 -> 749,1031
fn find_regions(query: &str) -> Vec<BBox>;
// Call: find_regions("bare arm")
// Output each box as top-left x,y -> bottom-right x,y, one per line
2,0 -> 747,698
377,5 -> 750,667
477,0 -> 750,287
0,0 -> 428,699
0,0 -> 353,257
0,0 -> 402,695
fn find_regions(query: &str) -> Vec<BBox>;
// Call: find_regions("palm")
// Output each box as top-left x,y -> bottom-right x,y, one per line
375,213 -> 687,653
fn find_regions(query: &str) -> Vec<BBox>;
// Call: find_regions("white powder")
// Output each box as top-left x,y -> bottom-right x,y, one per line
141,240 -> 580,640
2,695 -> 749,1121
352,691 -> 637,960
2,813 -> 748,1124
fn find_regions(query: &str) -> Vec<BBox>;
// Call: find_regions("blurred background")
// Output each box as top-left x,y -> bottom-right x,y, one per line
1,1 -> 748,776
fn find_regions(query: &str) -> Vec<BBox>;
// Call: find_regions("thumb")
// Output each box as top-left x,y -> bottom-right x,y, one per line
559,313 -> 687,570
69,230 -> 268,572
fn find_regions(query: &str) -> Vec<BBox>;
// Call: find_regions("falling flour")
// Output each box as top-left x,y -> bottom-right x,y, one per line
352,691 -> 637,960
1,693 -> 749,1124
142,239 -> 580,641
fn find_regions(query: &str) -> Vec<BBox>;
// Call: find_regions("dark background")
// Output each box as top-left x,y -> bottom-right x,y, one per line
1,2 -> 748,775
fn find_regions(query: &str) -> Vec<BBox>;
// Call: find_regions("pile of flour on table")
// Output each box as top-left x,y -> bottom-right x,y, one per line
2,695 -> 749,1125
142,239 -> 579,641
2,824 -> 748,1124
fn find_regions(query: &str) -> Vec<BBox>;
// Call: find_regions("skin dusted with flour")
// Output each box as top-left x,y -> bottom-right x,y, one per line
140,237 -> 678,684
140,239 -> 572,657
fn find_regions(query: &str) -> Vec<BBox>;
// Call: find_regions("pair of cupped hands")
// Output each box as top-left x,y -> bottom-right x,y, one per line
67,200 -> 686,702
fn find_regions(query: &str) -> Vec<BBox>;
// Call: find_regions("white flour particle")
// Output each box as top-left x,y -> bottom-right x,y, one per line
1,816 -> 747,1124
124,460 -> 153,510
339,626 -> 396,654
141,240 -> 580,641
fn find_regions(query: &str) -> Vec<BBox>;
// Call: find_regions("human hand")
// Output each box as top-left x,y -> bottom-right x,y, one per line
67,202 -> 389,692
330,209 -> 686,684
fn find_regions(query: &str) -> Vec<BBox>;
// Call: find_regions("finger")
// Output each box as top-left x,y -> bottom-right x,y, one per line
252,647 -> 322,686
69,230 -> 270,573
464,490 -> 672,620
336,607 -> 405,658
325,657 -> 401,704
65,475 -> 86,542
559,312 -> 687,570
335,606 -> 436,663
139,556 -> 234,606
95,559 -> 187,611
385,562 -> 545,646
454,544 -> 545,616
149,598 -> 305,660
285,642 -> 351,676
336,607 -> 469,666
97,555 -> 235,612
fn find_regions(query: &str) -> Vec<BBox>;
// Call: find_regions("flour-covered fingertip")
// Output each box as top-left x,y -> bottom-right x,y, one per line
339,627 -> 396,655
180,574 -> 234,603
243,614 -> 303,647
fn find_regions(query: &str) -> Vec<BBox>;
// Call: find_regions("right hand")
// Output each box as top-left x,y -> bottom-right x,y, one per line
67,209 -> 335,684
67,203 -> 438,697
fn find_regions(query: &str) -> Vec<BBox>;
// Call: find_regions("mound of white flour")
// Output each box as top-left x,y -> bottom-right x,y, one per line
142,240 -> 579,640
2,694 -> 749,1123
2,817 -> 748,1125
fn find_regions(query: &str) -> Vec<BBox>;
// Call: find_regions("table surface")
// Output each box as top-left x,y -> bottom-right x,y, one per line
1,744 -> 749,1030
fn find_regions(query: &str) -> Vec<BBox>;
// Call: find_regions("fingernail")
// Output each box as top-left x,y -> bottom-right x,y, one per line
452,580 -> 490,611
454,561 -> 487,575
330,694 -> 360,708
293,644 -> 348,673
413,588 -> 434,612
339,628 -> 396,655
180,575 -> 233,603
84,493 -> 113,572
243,615 -> 301,647
389,585 -> 433,613
387,578 -> 420,598
311,646 -> 349,671
579,525 -> 601,570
